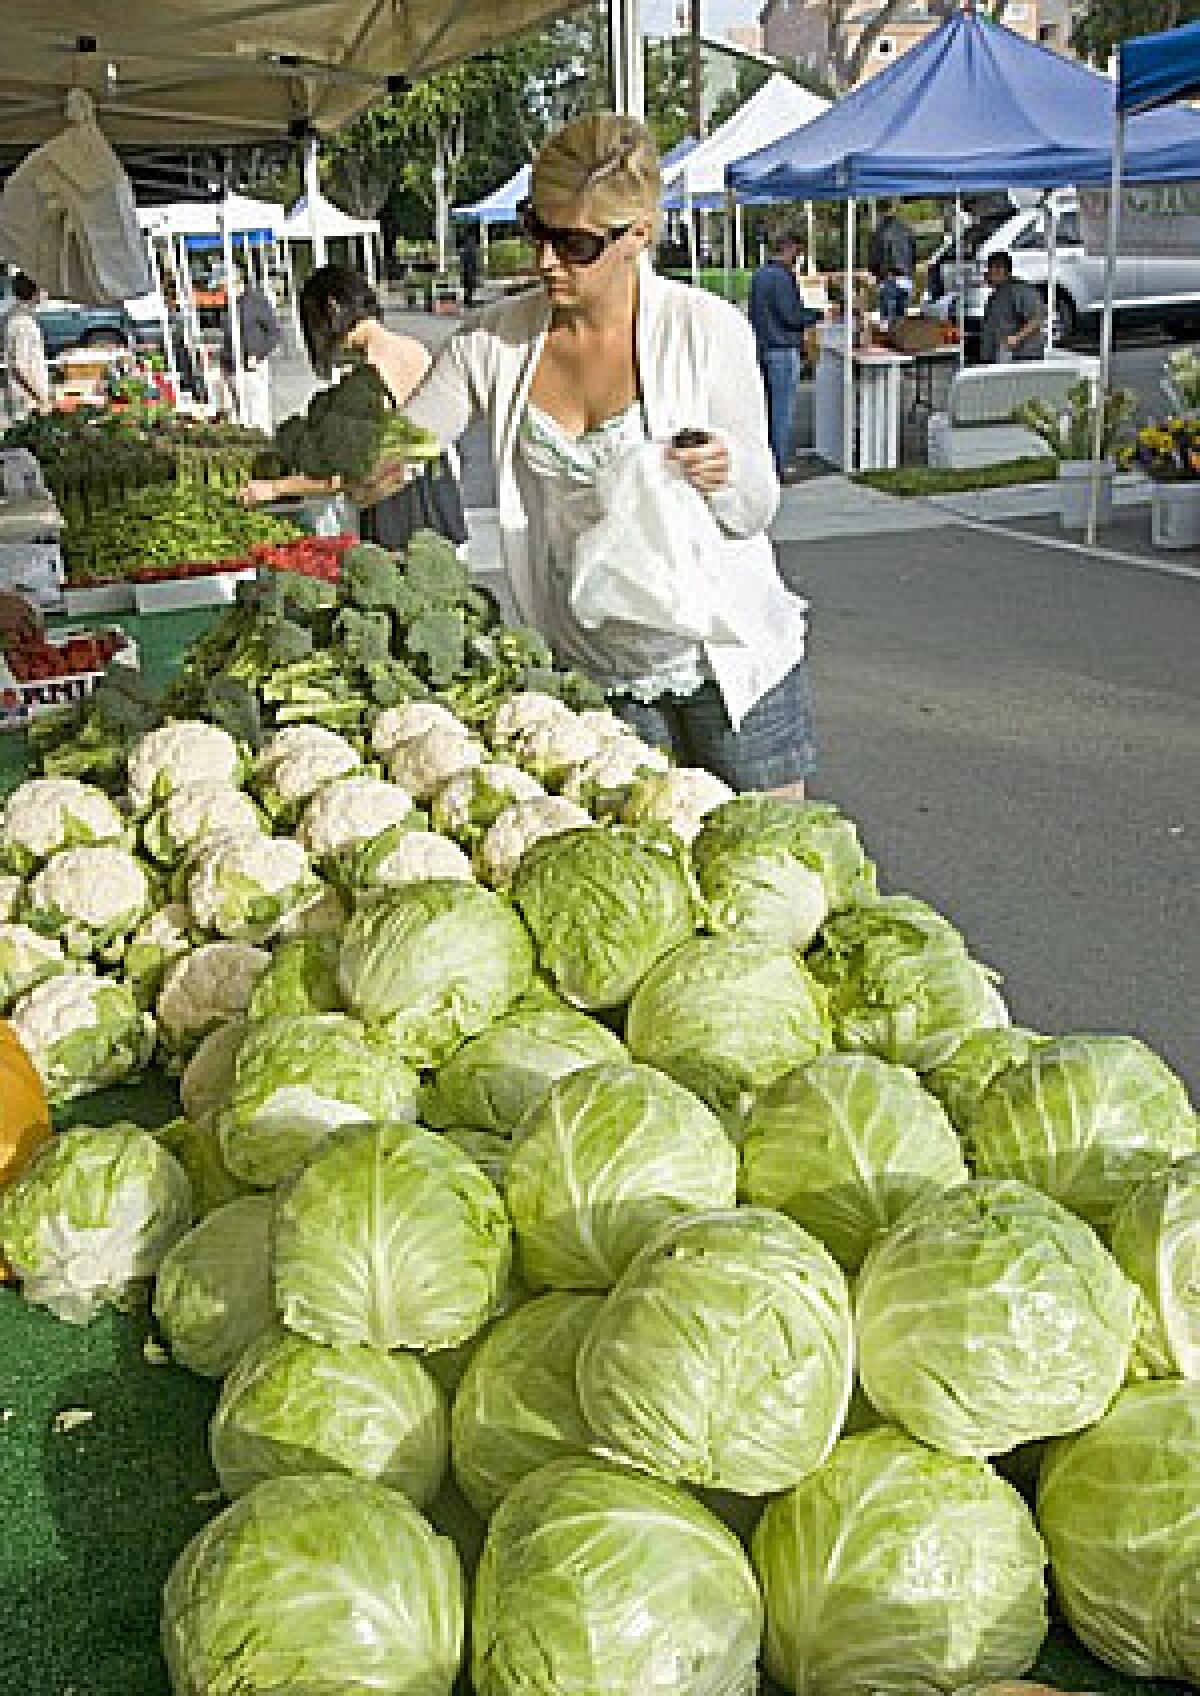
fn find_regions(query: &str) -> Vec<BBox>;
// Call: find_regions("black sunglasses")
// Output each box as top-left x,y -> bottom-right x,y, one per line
518,199 -> 631,268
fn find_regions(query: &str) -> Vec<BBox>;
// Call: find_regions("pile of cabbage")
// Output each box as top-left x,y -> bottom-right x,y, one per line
1,696 -> 1198,1696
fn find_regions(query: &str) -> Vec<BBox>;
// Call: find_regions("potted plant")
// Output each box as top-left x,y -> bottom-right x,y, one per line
1014,381 -> 1136,531
1135,416 -> 1200,548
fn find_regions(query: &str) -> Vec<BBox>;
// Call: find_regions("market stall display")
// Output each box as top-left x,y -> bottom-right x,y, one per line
0,506 -> 1196,1696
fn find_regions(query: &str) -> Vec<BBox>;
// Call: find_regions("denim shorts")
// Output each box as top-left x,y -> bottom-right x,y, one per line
610,661 -> 817,792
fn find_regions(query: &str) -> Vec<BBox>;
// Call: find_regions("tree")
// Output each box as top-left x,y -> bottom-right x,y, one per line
644,37 -> 695,156
1072,0 -> 1200,64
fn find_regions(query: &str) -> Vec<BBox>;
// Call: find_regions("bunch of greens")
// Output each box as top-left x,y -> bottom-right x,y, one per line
273,365 -> 442,485
65,484 -> 300,583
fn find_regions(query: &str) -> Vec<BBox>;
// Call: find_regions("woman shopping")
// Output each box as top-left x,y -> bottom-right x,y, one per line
240,266 -> 467,550
391,114 -> 814,794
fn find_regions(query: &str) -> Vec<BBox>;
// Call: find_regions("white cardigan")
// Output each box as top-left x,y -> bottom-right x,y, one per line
403,258 -> 807,727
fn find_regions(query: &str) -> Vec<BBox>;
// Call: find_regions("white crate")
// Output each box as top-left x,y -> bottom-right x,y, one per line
1151,481 -> 1200,550
133,567 -> 256,615
64,582 -> 138,618
0,624 -> 139,731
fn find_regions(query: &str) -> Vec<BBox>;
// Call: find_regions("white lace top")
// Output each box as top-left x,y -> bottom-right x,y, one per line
517,399 -> 708,703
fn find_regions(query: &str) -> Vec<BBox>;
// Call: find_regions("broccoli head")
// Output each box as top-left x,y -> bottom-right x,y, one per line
341,542 -> 406,611
335,607 -> 394,669
404,607 -> 468,688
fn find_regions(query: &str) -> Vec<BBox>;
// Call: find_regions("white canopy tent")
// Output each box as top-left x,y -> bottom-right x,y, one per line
285,185 -> 383,286
660,73 -> 830,282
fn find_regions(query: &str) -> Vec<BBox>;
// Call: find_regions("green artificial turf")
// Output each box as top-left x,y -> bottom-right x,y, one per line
853,457 -> 1059,496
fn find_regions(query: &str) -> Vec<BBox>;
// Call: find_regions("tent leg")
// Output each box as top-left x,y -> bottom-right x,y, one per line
686,195 -> 698,287
724,188 -> 735,302
955,192 -> 966,371
806,201 -> 816,276
147,235 -> 178,390
283,240 -> 302,353
843,197 -> 855,476
1089,115 -> 1125,546
734,200 -> 745,272
305,138 -> 327,270
1046,194 -> 1057,354
221,204 -> 246,425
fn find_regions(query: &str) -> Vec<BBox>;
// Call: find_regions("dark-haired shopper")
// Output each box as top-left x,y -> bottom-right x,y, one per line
240,264 -> 467,549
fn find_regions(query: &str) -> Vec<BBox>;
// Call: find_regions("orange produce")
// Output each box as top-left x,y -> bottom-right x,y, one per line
0,1020 -> 51,1191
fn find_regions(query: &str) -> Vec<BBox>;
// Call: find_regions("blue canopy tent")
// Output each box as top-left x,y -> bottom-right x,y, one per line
1086,20 -> 1200,538
727,9 -> 1200,475
452,164 -> 532,226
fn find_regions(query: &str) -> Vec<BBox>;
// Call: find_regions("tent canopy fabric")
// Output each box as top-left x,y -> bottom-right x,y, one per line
286,190 -> 380,242
662,73 -> 829,210
0,0 -> 593,151
138,194 -> 286,241
1119,20 -> 1200,114
729,11 -> 1200,202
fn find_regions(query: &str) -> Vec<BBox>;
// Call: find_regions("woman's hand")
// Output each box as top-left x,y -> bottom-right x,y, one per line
346,457 -> 412,508
0,592 -> 40,642
666,435 -> 731,495
239,478 -> 280,509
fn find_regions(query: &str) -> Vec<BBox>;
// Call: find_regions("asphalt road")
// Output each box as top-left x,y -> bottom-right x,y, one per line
780,524 -> 1200,1094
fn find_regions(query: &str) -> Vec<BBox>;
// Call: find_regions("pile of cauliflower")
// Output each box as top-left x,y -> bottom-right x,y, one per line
0,697 -> 731,1106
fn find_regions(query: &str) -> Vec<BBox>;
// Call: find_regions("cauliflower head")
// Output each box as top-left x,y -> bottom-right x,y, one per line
361,830 -> 475,891
143,781 -> 263,866
9,972 -> 155,1105
25,845 -> 152,957
122,903 -> 195,1005
561,739 -> 671,813
156,941 -> 271,1059
254,725 -> 362,817
297,774 -> 414,861
621,766 -> 736,843
128,721 -> 241,813
387,726 -> 482,802
506,715 -> 609,787
371,701 -> 468,757
478,796 -> 593,887
429,763 -> 545,846
489,690 -> 575,747
187,834 -> 319,943
0,777 -> 124,873
0,922 -> 66,1012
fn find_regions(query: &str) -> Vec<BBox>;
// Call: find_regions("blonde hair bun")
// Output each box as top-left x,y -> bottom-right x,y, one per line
533,113 -> 662,231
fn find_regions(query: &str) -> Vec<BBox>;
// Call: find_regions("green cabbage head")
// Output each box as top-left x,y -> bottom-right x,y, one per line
337,881 -> 533,1067
964,1034 -> 1198,1231
471,1457 -> 763,1696
153,1113 -> 251,1219
923,1027 -> 1047,1132
694,795 -> 875,916
421,989 -> 626,1135
245,935 -> 343,1021
809,895 -> 1006,1072
220,1013 -> 419,1187
0,1124 -> 191,1323
273,1123 -> 511,1351
511,827 -> 694,1010
153,1194 -> 273,1377
211,1327 -> 447,1506
626,935 -> 833,1120
741,1053 -> 968,1270
162,1473 -> 464,1696
451,1291 -> 604,1518
856,1180 -> 1137,1457
504,1063 -> 737,1289
577,1208 -> 853,1494
1037,1381 -> 1200,1682
1109,1155 -> 1200,1379
753,1428 -> 1048,1696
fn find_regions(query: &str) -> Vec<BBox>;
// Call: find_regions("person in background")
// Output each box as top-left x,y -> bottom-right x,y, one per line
392,113 -> 815,796
239,265 -> 467,550
460,226 -> 481,309
222,269 -> 283,434
980,251 -> 1045,363
3,274 -> 51,423
748,231 -> 822,481
869,200 -> 917,326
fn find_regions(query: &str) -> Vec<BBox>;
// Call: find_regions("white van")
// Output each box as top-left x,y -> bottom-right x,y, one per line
935,191 -> 1200,339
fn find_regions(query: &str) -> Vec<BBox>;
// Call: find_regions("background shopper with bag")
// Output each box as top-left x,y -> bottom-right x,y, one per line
395,113 -> 815,795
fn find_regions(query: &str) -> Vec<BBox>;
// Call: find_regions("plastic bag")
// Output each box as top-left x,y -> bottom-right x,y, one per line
570,441 -> 751,645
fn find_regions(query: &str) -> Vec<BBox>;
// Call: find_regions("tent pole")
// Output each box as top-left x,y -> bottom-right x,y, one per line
724,186 -> 735,302
305,137 -> 327,270
843,196 -> 856,475
221,202 -> 246,425
147,235 -> 178,390
734,200 -> 745,272
806,201 -> 816,276
686,190 -> 698,286
1046,193 -> 1057,354
955,192 -> 966,370
283,239 -> 302,352
1088,114 -> 1125,546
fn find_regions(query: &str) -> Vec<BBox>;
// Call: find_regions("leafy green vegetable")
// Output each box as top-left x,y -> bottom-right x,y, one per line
152,1195 -> 274,1377
472,1457 -> 763,1696
693,795 -> 875,918
421,990 -> 626,1135
162,1473 -> 464,1696
450,1292 -> 604,1518
576,1209 -> 853,1493
740,1053 -> 968,1270
1037,1381 -> 1200,1682
964,1034 -> 1198,1230
924,1027 -> 1048,1132
154,1110 -> 251,1217
244,936 -> 343,1022
211,1328 -> 447,1506
512,827 -> 694,1011
337,881 -> 533,1068
855,1180 -> 1137,1457
275,364 -> 442,484
1108,1155 -> 1200,1379
753,1429 -> 1048,1696
273,1123 -> 512,1351
0,1125 -> 191,1322
626,935 -> 833,1121
505,1063 -> 736,1290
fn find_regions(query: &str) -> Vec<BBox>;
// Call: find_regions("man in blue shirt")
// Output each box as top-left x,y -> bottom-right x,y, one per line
748,232 -> 822,477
